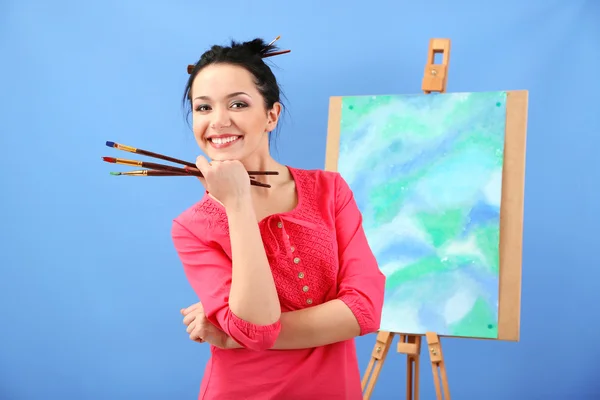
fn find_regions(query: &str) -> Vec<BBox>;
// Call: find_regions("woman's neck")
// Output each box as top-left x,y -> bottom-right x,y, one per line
240,154 -> 291,190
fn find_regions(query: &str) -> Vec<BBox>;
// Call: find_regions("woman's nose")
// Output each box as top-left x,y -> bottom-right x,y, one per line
210,109 -> 232,129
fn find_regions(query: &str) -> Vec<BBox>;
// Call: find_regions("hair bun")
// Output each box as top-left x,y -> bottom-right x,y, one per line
240,37 -> 290,59
242,38 -> 273,55
186,36 -> 290,74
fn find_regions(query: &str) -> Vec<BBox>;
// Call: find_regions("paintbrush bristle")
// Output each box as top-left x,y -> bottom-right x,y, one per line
106,141 -> 115,147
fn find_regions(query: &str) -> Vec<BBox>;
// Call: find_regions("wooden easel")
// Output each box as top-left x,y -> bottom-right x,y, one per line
360,38 -> 452,400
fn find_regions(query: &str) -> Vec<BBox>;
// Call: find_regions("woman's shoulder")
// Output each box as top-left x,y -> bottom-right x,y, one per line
289,166 -> 353,202
287,166 -> 355,223
288,166 -> 345,191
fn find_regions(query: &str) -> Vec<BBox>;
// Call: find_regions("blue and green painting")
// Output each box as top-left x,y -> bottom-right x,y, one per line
337,91 -> 506,338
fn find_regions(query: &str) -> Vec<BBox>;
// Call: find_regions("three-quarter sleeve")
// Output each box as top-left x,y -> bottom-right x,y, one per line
171,220 -> 281,351
333,173 -> 386,336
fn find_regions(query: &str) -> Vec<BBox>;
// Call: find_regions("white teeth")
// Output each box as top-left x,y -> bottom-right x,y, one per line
210,136 -> 239,145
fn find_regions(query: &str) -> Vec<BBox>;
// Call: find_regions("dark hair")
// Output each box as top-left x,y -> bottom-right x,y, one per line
182,38 -> 287,149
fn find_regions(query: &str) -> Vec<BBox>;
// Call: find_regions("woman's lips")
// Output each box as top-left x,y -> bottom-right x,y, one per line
206,134 -> 242,149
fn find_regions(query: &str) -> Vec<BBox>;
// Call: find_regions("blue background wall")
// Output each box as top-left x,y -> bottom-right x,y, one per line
1,0 -> 598,399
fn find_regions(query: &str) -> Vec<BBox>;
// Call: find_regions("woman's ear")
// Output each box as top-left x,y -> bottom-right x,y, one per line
265,102 -> 282,132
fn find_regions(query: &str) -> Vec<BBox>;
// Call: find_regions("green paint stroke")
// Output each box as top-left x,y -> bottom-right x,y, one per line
340,95 -> 396,133
385,254 -> 481,290
448,297 -> 498,339
385,255 -> 467,288
380,113 -> 434,140
368,165 -> 434,226
369,178 -> 412,224
473,225 -> 500,274
416,208 -> 467,247
444,92 -> 506,167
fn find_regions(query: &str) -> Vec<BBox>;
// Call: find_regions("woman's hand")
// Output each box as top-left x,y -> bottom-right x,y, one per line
181,302 -> 230,349
182,302 -> 224,346
195,156 -> 251,210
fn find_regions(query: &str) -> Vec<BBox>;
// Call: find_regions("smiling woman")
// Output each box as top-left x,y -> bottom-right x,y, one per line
170,37 -> 386,400
184,38 -> 283,165
189,67 -> 278,160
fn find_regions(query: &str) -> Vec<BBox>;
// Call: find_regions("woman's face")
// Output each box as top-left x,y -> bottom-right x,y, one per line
190,63 -> 280,162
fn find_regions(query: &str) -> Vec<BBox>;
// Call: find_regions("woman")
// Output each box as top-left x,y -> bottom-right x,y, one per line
171,37 -> 386,400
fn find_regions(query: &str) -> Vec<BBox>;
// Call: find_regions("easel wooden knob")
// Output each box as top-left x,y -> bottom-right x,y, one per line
422,38 -> 451,93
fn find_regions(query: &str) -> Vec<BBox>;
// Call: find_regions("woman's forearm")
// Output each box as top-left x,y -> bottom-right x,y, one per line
270,300 -> 361,350
222,300 -> 361,350
226,200 -> 281,325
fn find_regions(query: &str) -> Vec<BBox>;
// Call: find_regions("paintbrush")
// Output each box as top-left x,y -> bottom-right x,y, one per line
109,168 -> 270,188
261,50 -> 291,58
102,156 -> 257,180
103,156 -> 191,174
110,170 -> 188,177
105,141 -> 278,176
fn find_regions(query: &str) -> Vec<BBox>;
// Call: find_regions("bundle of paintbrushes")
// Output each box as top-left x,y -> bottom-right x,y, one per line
102,141 -> 278,188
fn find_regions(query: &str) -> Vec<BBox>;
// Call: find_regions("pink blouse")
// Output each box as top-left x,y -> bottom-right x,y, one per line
171,166 -> 386,400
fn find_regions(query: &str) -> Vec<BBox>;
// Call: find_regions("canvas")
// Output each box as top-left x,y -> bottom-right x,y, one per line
337,91 -> 507,339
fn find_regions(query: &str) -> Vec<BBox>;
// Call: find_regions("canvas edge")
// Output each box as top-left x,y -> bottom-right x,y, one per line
495,89 -> 528,342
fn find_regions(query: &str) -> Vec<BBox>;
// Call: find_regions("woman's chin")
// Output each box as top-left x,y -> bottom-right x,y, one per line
205,149 -> 244,162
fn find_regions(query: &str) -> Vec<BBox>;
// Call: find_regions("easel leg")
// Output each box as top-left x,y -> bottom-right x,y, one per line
425,332 -> 450,400
361,331 -> 394,399
397,335 -> 422,400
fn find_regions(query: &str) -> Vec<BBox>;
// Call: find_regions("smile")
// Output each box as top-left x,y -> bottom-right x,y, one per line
207,135 -> 242,149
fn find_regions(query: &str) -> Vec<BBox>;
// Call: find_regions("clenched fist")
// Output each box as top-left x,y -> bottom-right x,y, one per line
181,302 -> 229,349
195,156 -> 251,209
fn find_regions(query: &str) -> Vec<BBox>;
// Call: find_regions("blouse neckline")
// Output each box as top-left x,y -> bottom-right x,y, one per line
203,165 -> 303,225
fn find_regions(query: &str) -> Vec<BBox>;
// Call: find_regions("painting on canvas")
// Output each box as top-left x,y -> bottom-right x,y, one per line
336,91 -> 507,339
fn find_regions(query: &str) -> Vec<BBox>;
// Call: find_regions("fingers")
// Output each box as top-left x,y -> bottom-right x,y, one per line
185,315 -> 211,343
190,322 -> 206,341
186,318 -> 206,340
195,155 -> 211,174
181,302 -> 203,316
183,312 -> 198,326
180,303 -> 209,343
186,320 -> 195,334
181,305 -> 196,316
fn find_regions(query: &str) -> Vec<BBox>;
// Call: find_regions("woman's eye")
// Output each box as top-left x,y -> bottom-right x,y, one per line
195,105 -> 210,112
231,102 -> 247,109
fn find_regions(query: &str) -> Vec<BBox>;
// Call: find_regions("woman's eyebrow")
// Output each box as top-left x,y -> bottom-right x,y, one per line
193,92 -> 251,101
